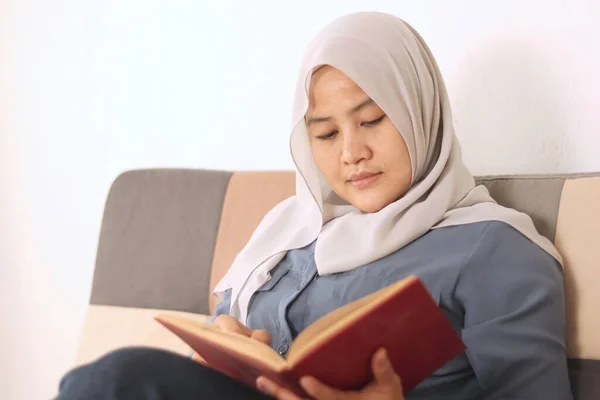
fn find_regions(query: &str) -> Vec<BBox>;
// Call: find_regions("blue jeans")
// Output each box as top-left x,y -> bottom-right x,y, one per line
55,347 -> 273,399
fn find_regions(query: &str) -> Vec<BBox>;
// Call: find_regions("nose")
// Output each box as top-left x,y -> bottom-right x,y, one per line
340,131 -> 372,165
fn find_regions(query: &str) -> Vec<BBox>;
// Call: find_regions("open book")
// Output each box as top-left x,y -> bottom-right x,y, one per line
155,275 -> 465,397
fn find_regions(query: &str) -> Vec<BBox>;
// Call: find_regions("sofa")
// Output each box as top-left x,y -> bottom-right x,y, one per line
75,169 -> 599,398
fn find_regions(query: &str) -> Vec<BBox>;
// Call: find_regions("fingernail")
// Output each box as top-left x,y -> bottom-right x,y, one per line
299,377 -> 311,388
299,377 -> 315,394
256,378 -> 273,394
377,349 -> 388,368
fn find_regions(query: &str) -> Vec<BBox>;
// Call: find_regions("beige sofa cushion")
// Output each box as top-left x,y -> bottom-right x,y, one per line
209,171 -> 295,313
555,177 -> 600,360
75,305 -> 210,366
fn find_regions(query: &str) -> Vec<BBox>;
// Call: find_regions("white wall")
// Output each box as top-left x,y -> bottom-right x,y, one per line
1,0 -> 599,398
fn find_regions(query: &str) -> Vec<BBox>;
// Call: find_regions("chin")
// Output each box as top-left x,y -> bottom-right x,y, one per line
353,198 -> 389,214
332,186 -> 401,213
348,188 -> 404,213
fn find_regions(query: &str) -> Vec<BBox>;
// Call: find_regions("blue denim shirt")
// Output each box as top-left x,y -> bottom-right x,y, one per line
214,221 -> 572,399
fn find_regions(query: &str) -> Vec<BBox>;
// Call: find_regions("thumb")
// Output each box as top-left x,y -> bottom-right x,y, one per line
213,315 -> 254,337
250,329 -> 272,345
372,348 -> 403,390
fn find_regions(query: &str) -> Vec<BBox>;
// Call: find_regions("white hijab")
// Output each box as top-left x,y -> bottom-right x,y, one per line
214,11 -> 562,323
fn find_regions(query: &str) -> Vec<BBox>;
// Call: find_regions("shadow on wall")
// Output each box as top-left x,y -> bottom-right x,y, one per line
450,38 -> 574,176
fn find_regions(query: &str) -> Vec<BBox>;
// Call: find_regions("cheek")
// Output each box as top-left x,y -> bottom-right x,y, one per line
397,144 -> 413,179
312,146 -> 341,181
378,135 -> 411,169
374,138 -> 412,183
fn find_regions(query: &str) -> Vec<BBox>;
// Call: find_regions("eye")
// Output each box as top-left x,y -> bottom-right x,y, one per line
316,130 -> 338,140
362,115 -> 386,127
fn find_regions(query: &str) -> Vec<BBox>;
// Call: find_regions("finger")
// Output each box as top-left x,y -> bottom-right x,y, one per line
256,377 -> 303,400
300,376 -> 346,400
213,316 -> 253,337
372,348 -> 402,391
250,329 -> 272,345
191,352 -> 209,367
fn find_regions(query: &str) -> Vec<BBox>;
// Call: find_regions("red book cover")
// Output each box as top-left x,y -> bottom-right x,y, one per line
156,276 -> 465,398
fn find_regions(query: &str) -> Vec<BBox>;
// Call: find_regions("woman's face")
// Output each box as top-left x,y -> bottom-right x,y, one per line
306,66 -> 413,213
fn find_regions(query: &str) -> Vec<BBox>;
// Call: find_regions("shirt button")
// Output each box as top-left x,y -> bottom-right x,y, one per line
277,343 -> 289,355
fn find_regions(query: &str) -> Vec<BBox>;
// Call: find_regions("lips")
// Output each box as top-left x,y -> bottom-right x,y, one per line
348,171 -> 382,189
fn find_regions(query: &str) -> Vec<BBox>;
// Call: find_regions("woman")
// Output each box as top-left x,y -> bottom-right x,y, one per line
56,11 -> 571,400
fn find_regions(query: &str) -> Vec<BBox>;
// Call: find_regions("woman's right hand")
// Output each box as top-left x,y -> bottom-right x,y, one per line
191,315 -> 272,365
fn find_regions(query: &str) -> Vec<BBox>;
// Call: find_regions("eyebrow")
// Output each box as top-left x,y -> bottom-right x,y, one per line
305,97 -> 376,127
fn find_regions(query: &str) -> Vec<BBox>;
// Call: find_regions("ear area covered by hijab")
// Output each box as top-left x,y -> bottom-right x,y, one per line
214,11 -> 562,323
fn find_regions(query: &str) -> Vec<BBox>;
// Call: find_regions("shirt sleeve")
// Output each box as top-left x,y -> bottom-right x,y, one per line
209,288 -> 232,324
455,223 -> 572,399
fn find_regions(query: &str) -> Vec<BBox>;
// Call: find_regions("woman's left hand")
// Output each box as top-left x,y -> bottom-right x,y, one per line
256,348 -> 405,400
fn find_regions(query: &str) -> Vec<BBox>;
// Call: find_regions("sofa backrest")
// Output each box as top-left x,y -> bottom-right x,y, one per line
76,170 -> 600,371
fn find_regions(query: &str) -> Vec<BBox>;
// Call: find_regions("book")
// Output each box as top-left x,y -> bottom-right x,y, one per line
155,275 -> 465,398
